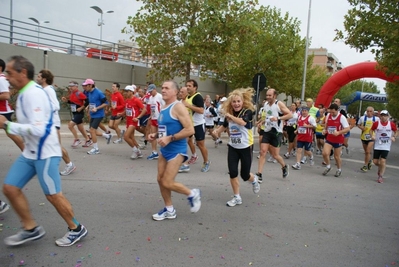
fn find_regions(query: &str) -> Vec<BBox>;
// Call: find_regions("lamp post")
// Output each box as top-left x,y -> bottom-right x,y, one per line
28,17 -> 50,48
300,0 -> 312,103
90,6 -> 114,60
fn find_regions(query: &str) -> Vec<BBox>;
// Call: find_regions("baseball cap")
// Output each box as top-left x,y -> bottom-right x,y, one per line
82,79 -> 94,86
380,110 -> 389,115
220,97 -> 227,102
124,85 -> 135,92
301,106 -> 310,111
147,84 -> 156,92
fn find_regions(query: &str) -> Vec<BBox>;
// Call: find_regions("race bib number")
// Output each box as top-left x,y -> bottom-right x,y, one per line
364,134 -> 371,140
89,103 -> 96,111
151,104 -> 158,119
112,101 -> 117,108
126,108 -> 133,117
378,136 -> 390,144
70,104 -> 76,112
158,125 -> 167,138
327,126 -> 336,134
230,133 -> 242,144
298,127 -> 306,134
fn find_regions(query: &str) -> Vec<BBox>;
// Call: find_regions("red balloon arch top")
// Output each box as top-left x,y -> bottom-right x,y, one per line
315,61 -> 399,108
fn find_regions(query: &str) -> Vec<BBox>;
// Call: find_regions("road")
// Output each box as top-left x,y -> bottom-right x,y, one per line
0,126 -> 398,267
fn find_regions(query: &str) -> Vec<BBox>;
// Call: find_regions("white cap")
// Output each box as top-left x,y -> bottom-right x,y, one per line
220,97 -> 227,102
124,85 -> 135,92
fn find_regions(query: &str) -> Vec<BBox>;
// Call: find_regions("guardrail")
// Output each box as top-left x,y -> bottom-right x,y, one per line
0,16 -> 145,65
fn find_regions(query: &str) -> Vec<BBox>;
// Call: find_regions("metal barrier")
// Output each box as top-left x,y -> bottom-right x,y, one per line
0,16 -> 148,66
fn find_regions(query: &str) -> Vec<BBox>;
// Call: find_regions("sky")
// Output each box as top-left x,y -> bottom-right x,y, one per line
0,0 -> 386,93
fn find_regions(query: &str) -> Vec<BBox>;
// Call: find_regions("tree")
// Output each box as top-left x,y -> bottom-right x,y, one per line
123,0 -> 258,83
386,82 -> 399,119
209,5 -> 306,96
334,0 -> 399,76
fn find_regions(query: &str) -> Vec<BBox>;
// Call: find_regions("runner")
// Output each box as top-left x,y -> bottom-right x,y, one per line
369,110 -> 397,183
212,88 -> 260,207
61,81 -> 91,148
149,80 -> 201,221
0,55 -> 87,246
291,106 -> 316,170
357,106 -> 379,172
119,85 -> 146,159
321,103 -> 350,177
146,84 -> 164,160
109,82 -> 125,144
255,88 -> 292,182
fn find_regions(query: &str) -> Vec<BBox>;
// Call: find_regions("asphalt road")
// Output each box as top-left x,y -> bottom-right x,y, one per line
0,126 -> 398,267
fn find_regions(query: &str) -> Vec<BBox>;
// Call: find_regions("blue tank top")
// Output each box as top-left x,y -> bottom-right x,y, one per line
158,101 -> 187,154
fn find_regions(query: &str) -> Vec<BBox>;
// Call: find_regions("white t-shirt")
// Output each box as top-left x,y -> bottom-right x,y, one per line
0,74 -> 13,113
148,93 -> 164,120
42,85 -> 61,127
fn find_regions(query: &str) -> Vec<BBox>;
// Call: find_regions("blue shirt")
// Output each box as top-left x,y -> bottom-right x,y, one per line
87,88 -> 107,118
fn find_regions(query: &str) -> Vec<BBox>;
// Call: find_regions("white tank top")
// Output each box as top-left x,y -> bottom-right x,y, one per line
374,121 -> 393,151
264,100 -> 283,133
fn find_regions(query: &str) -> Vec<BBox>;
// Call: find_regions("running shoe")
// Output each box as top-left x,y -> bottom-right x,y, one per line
334,170 -> 342,177
131,151 -> 139,159
87,148 -> 99,155
367,161 -> 372,170
188,155 -> 198,164
226,196 -> 242,207
292,163 -> 301,170
55,225 -> 88,247
252,180 -> 260,194
316,150 -> 321,155
267,156 -> 275,163
178,165 -> 190,173
4,225 -> 46,246
283,152 -> 290,159
309,157 -> 314,166
187,189 -> 201,213
360,166 -> 368,172
136,151 -> 143,158
0,201 -> 10,214
377,176 -> 383,183
323,167 -> 331,176
121,129 -> 125,139
300,156 -> 307,164
282,164 -> 289,178
201,161 -> 211,172
105,134 -> 112,144
256,154 -> 260,159
71,139 -> 81,148
147,152 -> 159,160
113,138 -> 122,144
138,144 -> 146,150
152,207 -> 177,221
60,163 -> 76,176
256,173 -> 263,184
82,139 -> 93,147
345,147 -> 349,154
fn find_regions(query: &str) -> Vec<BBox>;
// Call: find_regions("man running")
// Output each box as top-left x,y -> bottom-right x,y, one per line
146,84 -> 164,160
321,103 -> 350,177
357,106 -> 379,172
256,88 -> 292,182
109,82 -> 125,144
0,55 -> 87,246
149,80 -> 201,221
369,110 -> 397,183
183,79 -> 210,172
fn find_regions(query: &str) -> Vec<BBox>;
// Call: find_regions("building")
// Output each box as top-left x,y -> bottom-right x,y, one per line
309,47 -> 343,74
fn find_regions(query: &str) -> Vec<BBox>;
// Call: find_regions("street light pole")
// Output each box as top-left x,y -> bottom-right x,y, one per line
10,0 -> 13,44
300,0 -> 312,103
28,17 -> 49,48
90,6 -> 114,60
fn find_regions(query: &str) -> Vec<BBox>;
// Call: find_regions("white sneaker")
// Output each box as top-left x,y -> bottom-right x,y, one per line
87,148 -> 99,155
136,151 -> 143,158
105,134 -> 112,144
0,200 -> 10,214
252,181 -> 260,194
138,144 -> 146,150
152,208 -> 176,221
187,189 -> 201,213
71,139 -> 81,148
226,196 -> 242,207
300,156 -> 307,164
309,157 -> 314,166
131,151 -> 138,159
267,156 -> 274,162
60,163 -> 76,176
292,163 -> 301,170
113,138 -> 122,144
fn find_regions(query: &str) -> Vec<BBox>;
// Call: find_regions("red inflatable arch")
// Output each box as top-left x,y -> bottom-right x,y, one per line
315,61 -> 399,108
